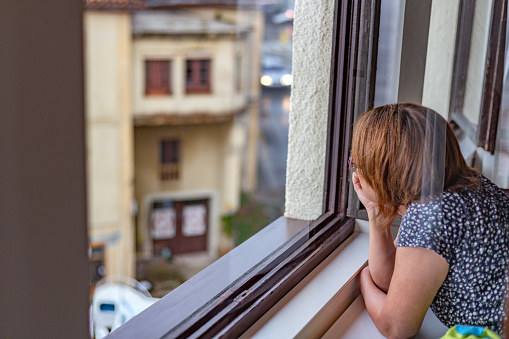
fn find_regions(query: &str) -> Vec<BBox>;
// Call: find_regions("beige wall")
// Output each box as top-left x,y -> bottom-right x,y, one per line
133,36 -> 247,116
134,121 -> 242,257
176,8 -> 264,193
85,11 -> 135,277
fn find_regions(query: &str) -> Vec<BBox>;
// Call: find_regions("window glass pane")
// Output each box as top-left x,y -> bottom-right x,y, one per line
85,1 -> 298,331
350,0 -> 509,223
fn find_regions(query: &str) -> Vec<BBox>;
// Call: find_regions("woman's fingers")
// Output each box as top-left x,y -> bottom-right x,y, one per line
352,172 -> 362,191
352,172 -> 377,213
352,172 -> 367,201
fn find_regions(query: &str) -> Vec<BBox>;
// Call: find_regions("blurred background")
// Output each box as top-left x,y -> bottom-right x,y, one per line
84,0 -> 295,316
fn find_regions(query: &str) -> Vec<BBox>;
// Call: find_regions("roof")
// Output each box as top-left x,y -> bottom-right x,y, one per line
84,0 -> 258,10
85,0 -> 145,10
132,10 -> 249,35
144,0 -> 257,9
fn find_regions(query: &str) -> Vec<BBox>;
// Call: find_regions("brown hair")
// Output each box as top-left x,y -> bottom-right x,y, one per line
351,103 -> 480,228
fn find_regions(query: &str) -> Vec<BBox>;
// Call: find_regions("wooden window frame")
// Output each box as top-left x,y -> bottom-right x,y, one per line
108,0 -> 379,337
145,59 -> 171,96
450,0 -> 507,154
160,139 -> 180,181
186,59 -> 212,94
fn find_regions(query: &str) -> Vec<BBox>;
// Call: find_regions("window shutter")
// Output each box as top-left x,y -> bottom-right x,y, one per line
145,60 -> 171,95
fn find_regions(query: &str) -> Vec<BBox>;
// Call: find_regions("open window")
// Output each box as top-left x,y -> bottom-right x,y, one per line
186,59 -> 212,94
108,1 -> 371,337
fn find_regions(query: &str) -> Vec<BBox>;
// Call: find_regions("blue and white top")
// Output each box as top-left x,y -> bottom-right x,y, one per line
397,175 -> 509,334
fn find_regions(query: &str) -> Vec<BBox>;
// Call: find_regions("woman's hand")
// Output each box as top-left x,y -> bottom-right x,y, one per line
352,171 -> 379,218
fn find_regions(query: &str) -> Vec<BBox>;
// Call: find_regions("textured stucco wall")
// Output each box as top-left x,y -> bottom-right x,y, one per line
284,0 -> 334,220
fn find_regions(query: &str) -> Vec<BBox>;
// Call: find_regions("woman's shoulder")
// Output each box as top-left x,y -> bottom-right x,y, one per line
460,174 -> 509,207
405,174 -> 508,217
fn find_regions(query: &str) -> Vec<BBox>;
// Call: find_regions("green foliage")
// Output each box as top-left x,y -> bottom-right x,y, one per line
225,192 -> 283,245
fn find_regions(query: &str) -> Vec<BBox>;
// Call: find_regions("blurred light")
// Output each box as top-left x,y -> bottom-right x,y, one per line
260,75 -> 273,86
285,9 -> 295,19
280,74 -> 293,86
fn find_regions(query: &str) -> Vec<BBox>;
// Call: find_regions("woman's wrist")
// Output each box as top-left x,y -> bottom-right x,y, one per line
367,210 -> 383,228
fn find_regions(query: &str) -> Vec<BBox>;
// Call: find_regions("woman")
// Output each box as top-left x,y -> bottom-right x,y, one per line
351,103 -> 509,338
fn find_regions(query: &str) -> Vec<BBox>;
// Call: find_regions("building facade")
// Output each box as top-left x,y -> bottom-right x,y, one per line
85,2 -> 262,279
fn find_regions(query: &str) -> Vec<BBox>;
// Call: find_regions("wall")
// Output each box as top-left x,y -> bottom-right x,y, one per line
134,122 -> 240,257
133,36 -> 247,116
284,0 -> 334,220
169,7 -> 264,193
0,0 -> 89,336
85,11 -> 135,277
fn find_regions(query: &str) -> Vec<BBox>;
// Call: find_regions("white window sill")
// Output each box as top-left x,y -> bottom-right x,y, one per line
324,294 -> 448,339
243,220 -> 449,338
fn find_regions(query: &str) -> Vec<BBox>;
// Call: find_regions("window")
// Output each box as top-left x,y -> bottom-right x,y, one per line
160,139 -> 180,181
449,0 -> 507,154
145,60 -> 171,95
108,1 -> 359,337
186,59 -> 211,94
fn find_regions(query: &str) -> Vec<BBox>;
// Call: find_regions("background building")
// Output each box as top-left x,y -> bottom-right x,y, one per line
84,1 -> 263,282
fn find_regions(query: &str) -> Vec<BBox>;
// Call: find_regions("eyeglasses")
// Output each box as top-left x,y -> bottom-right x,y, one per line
348,154 -> 356,171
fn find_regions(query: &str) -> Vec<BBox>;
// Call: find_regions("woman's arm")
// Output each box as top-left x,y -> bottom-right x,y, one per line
368,222 -> 397,292
360,247 -> 449,339
353,172 -> 397,291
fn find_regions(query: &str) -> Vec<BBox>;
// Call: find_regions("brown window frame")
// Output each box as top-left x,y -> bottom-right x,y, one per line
145,59 -> 171,96
186,59 -> 212,94
108,0 -> 379,337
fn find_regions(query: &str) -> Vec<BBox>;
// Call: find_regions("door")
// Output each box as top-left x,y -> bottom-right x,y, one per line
150,198 -> 209,256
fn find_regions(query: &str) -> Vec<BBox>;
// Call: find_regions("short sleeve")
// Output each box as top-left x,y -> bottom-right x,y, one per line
396,200 -> 454,264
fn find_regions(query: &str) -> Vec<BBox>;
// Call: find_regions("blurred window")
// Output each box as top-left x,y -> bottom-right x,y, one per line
160,139 -> 180,181
145,60 -> 171,95
186,59 -> 211,94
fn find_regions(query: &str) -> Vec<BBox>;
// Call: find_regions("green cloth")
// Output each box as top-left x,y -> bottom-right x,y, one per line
441,325 -> 501,339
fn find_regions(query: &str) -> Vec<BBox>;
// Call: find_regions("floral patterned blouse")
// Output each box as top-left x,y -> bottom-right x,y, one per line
397,175 -> 509,334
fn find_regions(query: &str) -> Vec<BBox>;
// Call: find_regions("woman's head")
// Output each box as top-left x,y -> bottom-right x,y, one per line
351,103 -> 479,227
